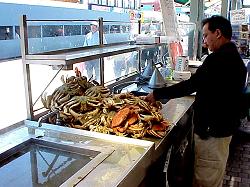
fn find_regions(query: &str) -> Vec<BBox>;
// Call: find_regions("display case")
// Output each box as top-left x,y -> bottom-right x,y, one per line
20,15 -> 166,120
16,14 -> 195,187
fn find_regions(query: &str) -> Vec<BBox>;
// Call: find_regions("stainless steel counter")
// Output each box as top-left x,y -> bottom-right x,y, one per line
0,96 -> 194,187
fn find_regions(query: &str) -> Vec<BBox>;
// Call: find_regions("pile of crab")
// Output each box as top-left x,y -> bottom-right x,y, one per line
41,68 -> 171,139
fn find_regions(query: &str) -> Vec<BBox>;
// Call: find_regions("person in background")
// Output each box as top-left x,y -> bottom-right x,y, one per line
145,15 -> 247,187
83,21 -> 107,82
113,54 -> 126,80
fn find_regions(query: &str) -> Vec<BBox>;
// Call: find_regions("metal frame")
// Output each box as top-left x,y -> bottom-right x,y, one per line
20,15 -> 166,120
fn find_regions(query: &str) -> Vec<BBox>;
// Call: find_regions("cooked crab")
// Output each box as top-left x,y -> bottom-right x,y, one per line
147,120 -> 171,138
111,107 -> 130,127
85,86 -> 110,98
62,96 -> 101,116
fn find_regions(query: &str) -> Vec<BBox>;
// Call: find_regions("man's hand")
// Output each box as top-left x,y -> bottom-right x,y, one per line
145,92 -> 156,105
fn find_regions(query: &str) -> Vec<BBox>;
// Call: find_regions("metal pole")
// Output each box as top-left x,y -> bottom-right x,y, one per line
20,15 -> 34,120
221,0 -> 229,18
138,19 -> 142,72
99,17 -> 105,85
190,0 -> 204,60
231,0 -> 237,10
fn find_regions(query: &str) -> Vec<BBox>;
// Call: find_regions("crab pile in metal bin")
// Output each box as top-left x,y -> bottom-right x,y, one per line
41,68 -> 171,139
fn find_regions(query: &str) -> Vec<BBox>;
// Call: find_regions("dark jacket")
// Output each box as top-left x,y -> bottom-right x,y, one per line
153,42 -> 247,139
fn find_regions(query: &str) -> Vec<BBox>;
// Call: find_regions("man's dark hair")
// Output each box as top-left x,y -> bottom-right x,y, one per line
202,15 -> 232,39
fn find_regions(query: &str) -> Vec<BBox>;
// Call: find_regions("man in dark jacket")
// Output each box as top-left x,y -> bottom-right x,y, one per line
146,15 -> 247,187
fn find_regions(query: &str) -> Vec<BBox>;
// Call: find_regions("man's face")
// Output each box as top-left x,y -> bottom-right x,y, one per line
202,23 -> 219,52
90,24 -> 98,33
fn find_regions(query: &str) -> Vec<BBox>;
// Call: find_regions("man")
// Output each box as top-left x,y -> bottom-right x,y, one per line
84,21 -> 107,82
145,15 -> 247,187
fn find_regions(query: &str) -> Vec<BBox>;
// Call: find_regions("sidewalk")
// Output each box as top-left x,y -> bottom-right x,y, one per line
223,126 -> 250,187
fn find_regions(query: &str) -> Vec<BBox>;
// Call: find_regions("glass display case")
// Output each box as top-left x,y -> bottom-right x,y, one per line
20,15 -> 167,120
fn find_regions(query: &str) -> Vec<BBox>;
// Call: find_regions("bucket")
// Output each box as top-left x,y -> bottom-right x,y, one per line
175,56 -> 189,71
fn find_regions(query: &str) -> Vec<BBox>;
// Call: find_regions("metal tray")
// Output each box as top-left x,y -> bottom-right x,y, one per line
0,137 -> 114,187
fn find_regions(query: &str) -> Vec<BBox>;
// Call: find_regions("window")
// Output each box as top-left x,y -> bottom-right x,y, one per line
64,25 -> 81,36
0,26 -> 13,40
89,0 -> 99,4
135,0 -> 140,9
103,25 -> 110,34
121,25 -> 128,33
110,25 -> 120,33
42,25 -> 63,37
15,26 -> 20,39
243,0 -> 250,6
28,26 -> 41,38
129,0 -> 135,9
123,0 -> 129,8
101,0 -> 107,5
82,25 -> 91,35
108,0 -> 115,6
116,0 -> 123,7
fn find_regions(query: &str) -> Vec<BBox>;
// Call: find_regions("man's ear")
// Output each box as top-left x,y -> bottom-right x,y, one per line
215,29 -> 222,38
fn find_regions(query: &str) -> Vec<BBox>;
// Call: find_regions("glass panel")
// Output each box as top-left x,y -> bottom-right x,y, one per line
177,22 -> 196,59
0,26 -> 13,40
110,25 -> 120,33
104,52 -> 138,82
140,46 -> 159,69
82,25 -> 91,35
28,26 -> 41,38
64,25 -> 81,36
75,60 -> 101,83
103,25 -> 110,34
42,25 -> 63,37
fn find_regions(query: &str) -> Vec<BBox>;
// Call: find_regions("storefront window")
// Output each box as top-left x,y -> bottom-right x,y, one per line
116,0 -> 123,8
123,0 -> 129,9
0,26 -> 13,40
135,0 -> 140,9
129,0 -> 135,9
89,0 -> 99,4
101,0 -> 107,5
108,0 -> 115,7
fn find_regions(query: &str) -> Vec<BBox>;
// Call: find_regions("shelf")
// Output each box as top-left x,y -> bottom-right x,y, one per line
24,43 -> 163,66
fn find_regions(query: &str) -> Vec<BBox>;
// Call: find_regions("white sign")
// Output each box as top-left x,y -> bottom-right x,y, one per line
159,0 -> 180,41
230,9 -> 246,24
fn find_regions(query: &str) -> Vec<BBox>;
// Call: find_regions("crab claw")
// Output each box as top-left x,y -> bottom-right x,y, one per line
75,67 -> 82,77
